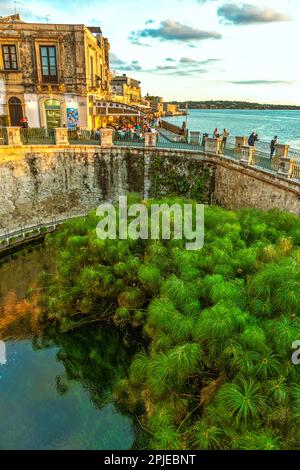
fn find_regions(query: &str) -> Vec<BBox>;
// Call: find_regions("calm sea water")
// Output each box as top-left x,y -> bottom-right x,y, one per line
0,246 -> 141,450
165,109 -> 300,148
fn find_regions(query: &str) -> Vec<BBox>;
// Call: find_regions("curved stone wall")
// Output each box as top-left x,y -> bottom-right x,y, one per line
0,145 -> 299,236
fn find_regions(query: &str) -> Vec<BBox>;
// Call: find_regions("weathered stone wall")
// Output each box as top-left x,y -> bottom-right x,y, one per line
0,146 -> 216,235
0,145 -> 299,235
214,158 -> 300,216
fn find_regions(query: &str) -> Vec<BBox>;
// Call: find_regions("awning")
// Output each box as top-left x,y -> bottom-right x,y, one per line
93,100 -> 149,117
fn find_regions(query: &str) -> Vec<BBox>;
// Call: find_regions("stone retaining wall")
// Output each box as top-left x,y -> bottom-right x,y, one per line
0,145 -> 299,235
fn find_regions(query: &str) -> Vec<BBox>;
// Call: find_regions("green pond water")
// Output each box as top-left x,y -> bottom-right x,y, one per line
0,245 -> 141,450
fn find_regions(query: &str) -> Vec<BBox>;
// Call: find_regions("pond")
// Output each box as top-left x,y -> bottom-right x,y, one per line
0,245 -> 142,450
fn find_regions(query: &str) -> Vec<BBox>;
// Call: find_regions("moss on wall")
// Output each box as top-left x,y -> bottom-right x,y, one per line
148,154 -> 215,203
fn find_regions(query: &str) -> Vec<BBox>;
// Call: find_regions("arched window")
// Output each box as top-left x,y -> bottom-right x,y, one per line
44,99 -> 61,129
8,96 -> 23,126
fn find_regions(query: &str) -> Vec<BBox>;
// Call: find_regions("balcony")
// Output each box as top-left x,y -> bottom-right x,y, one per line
37,83 -> 65,93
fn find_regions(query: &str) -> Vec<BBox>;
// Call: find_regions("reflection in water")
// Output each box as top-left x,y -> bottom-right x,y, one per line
0,245 -> 143,450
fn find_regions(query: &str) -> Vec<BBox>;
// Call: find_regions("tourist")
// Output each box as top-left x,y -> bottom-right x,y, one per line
248,132 -> 259,147
202,132 -> 209,147
20,117 -> 29,128
222,128 -> 230,150
270,136 -> 278,159
213,128 -> 220,139
179,121 -> 186,136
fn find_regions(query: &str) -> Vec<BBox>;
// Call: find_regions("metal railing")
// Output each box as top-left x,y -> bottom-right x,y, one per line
161,119 -> 188,140
0,127 -> 5,144
68,129 -> 100,145
113,130 -> 144,147
20,128 -> 55,144
0,212 -> 89,252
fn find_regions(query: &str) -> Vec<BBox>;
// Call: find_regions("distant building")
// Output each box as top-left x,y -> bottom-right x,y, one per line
163,103 -> 181,116
147,95 -> 164,116
0,14 -> 111,129
111,74 -> 142,105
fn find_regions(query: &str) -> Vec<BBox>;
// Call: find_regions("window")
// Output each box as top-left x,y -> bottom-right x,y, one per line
2,45 -> 18,70
90,56 -> 94,87
39,45 -> 58,83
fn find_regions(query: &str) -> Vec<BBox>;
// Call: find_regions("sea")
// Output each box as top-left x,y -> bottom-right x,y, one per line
164,109 -> 300,149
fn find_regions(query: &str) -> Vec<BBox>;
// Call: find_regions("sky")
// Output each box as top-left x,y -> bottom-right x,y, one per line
1,0 -> 300,104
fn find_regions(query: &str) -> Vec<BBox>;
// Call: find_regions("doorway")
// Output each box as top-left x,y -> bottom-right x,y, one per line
8,97 -> 23,126
44,99 -> 61,129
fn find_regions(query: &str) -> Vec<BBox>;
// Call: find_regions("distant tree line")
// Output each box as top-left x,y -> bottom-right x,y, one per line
169,101 -> 300,110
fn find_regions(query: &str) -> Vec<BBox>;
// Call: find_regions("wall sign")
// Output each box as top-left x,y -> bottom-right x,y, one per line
66,108 -> 79,128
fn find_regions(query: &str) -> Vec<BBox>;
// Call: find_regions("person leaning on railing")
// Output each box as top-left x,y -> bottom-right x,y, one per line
221,128 -> 230,150
248,132 -> 259,147
270,136 -> 278,159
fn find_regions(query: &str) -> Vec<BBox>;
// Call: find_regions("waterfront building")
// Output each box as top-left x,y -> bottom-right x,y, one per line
0,14 -> 111,129
111,74 -> 142,106
163,103 -> 181,116
147,95 -> 164,117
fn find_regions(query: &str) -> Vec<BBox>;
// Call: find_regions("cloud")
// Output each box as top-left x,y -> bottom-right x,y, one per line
169,68 -> 209,76
156,65 -> 178,70
152,56 -> 220,77
117,64 -> 142,71
129,19 -> 222,44
111,57 -> 142,72
130,39 -> 152,47
218,3 -> 292,25
110,53 -> 126,66
228,80 -> 295,85
178,57 -> 220,66
145,19 -> 155,25
165,58 -> 177,62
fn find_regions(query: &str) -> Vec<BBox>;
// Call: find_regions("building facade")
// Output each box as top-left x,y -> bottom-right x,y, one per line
0,14 -> 111,129
111,74 -> 142,106
147,95 -> 164,116
163,103 -> 181,116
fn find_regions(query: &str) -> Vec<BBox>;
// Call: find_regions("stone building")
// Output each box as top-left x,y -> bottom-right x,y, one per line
111,74 -> 142,105
163,103 -> 181,116
147,95 -> 164,116
0,14 -> 111,129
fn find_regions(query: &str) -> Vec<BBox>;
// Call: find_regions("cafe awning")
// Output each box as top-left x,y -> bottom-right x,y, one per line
92,100 -> 149,117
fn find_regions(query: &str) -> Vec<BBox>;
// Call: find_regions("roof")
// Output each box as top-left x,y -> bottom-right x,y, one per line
0,14 -> 24,23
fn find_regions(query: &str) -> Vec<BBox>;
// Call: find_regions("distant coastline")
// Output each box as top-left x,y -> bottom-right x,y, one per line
170,101 -> 300,110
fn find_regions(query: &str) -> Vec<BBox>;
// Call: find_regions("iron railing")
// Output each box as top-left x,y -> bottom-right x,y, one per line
20,128 -> 55,144
113,130 -> 144,147
161,119 -> 188,140
0,127 -> 5,144
68,129 -> 100,145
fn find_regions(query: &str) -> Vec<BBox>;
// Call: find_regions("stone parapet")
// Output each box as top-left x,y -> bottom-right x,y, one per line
235,136 -> 247,148
54,128 -> 69,145
100,128 -> 113,147
276,144 -> 290,158
240,146 -> 256,165
204,137 -> 222,155
5,127 -> 22,146
144,132 -> 157,147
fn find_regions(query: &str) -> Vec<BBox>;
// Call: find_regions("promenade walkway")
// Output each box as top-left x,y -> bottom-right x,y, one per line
154,131 -> 300,181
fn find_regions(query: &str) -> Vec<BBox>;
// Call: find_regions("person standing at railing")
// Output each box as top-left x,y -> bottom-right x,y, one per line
270,136 -> 278,159
213,128 -> 220,138
222,128 -> 230,150
248,132 -> 259,147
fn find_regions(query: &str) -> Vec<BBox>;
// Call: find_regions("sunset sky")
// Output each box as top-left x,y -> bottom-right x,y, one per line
1,0 -> 299,104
